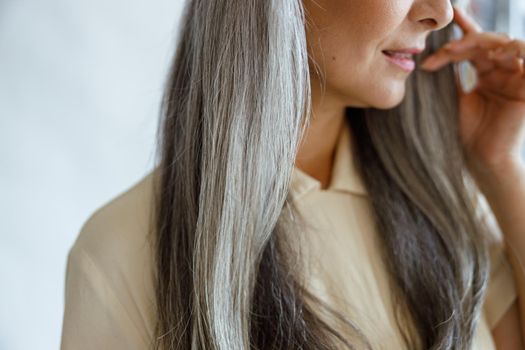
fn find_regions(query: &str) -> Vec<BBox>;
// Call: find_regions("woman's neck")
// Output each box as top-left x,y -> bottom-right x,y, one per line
295,106 -> 346,189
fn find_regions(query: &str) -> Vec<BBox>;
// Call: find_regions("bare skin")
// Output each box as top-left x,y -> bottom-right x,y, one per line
297,0 -> 525,348
294,80 -> 346,189
420,6 -> 525,348
296,0 -> 453,188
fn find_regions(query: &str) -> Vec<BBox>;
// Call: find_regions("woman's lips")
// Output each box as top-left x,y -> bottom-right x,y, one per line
382,50 -> 416,72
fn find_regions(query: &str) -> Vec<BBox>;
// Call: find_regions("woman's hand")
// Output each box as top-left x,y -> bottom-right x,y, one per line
420,5 -> 525,181
420,10 -> 525,346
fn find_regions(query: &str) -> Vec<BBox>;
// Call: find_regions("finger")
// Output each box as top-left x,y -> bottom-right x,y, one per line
491,49 -> 523,71
420,49 -> 485,71
494,55 -> 525,75
420,48 -> 517,74
420,45 -> 488,71
477,69 -> 525,99
452,5 -> 483,34
474,56 -> 497,75
494,39 -> 525,59
489,40 -> 525,73
442,31 -> 512,53
491,54 -> 519,72
421,32 -> 514,70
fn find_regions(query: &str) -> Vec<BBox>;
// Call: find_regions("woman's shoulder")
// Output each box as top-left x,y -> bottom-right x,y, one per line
473,190 -> 518,331
61,167 -> 161,348
71,167 -> 158,264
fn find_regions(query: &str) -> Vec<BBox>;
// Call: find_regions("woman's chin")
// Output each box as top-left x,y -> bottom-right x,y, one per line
369,85 -> 407,109
343,82 -> 407,110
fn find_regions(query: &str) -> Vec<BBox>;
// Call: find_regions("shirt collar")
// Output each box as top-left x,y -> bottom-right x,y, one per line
290,123 -> 368,201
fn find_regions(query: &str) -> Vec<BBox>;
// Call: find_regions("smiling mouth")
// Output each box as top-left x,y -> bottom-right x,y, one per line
381,50 -> 416,72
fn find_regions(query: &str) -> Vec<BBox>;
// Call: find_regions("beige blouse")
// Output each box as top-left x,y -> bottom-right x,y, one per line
60,124 -> 517,350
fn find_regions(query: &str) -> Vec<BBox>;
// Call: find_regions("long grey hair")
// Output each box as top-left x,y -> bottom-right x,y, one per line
149,0 -> 492,349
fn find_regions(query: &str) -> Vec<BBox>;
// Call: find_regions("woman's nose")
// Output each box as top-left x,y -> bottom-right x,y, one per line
414,1 -> 454,32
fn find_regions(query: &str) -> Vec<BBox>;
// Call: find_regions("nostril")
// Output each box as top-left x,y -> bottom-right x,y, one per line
420,18 -> 439,28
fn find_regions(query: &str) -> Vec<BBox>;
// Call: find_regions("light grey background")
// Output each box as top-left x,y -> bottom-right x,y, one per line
1,1 -> 524,350
0,1 -> 183,349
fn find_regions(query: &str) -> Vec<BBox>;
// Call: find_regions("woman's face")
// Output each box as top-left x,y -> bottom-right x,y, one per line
304,0 -> 454,109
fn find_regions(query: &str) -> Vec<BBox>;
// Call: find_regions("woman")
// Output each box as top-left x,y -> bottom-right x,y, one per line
60,0 -> 525,349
